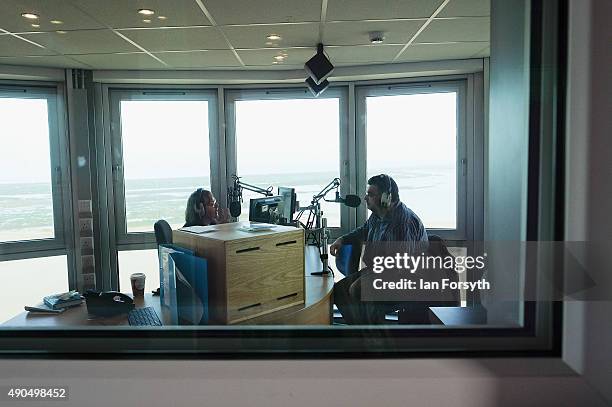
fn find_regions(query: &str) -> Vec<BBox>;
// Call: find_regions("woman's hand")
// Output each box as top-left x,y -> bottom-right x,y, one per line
216,207 -> 230,224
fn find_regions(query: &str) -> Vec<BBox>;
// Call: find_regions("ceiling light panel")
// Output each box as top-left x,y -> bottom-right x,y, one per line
438,0 -> 490,18
323,20 -> 425,46
19,29 -> 142,55
203,0 -> 320,25
326,0 -> 440,21
415,17 -> 490,43
222,23 -> 318,49
0,0 -> 104,32
117,26 -> 230,52
73,0 -> 211,28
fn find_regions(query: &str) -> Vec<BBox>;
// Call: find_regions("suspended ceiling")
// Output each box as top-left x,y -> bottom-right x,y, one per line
0,0 -> 490,71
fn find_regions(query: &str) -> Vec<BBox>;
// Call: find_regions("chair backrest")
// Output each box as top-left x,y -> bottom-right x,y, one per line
426,234 -> 460,305
154,220 -> 173,246
335,243 -> 362,276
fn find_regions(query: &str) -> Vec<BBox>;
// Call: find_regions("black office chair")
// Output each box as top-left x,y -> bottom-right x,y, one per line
153,220 -> 172,295
395,235 -> 460,324
154,219 -> 172,246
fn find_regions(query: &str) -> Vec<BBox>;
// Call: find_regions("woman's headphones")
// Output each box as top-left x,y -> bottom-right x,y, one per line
194,188 -> 205,212
380,174 -> 393,208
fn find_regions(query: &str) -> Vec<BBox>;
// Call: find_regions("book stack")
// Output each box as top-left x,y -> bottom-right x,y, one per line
43,290 -> 85,310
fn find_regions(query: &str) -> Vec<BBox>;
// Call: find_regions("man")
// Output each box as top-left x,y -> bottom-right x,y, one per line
330,174 -> 428,324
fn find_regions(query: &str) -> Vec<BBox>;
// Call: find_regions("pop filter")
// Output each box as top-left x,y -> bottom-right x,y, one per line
343,194 -> 361,208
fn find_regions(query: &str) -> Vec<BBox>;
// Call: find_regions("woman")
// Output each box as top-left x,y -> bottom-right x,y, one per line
184,188 -> 230,227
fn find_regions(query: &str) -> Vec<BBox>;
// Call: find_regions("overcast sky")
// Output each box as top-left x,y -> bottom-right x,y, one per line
0,92 -> 456,184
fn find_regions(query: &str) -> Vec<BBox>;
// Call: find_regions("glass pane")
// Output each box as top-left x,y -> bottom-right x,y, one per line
0,256 -> 68,324
0,98 -> 54,242
118,249 -> 160,294
120,100 -> 210,232
366,92 -> 457,229
235,98 -> 341,227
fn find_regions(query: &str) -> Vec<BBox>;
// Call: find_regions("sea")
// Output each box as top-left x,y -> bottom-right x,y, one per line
0,167 -> 456,242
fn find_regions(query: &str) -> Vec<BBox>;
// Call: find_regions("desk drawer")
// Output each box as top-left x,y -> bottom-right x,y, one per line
225,232 -> 304,323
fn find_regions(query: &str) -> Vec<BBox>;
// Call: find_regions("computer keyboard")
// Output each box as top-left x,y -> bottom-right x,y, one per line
127,307 -> 163,326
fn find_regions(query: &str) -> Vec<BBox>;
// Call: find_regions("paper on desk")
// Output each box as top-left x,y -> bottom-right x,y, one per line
179,226 -> 217,234
239,224 -> 276,232
25,304 -> 66,314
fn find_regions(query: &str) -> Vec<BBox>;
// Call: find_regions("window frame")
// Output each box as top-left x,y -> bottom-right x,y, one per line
0,83 -> 74,269
224,85 -> 351,236
354,78 -> 471,241
105,88 -> 219,291
107,88 -> 220,249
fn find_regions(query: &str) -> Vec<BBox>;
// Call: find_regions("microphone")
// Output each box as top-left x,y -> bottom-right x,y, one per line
330,191 -> 361,208
342,194 -> 362,208
229,201 -> 242,218
227,178 -> 242,217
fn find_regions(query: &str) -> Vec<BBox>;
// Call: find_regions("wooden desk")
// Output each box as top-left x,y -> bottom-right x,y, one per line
2,294 -> 164,327
2,246 -> 334,327
174,222 -> 305,324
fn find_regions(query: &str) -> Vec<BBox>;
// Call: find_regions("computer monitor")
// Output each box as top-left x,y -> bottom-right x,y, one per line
249,196 -> 285,225
278,187 -> 296,223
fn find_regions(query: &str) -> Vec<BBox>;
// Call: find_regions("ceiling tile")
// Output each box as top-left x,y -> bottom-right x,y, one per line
118,27 -> 229,52
416,17 -> 490,43
222,23 -> 319,49
20,30 -> 141,54
326,44 -> 403,64
153,50 -> 242,68
69,52 -> 167,69
326,0 -> 440,21
439,0 -> 490,17
0,54 -> 88,68
71,0 -> 211,29
236,47 -> 315,66
396,42 -> 489,62
0,0 -> 104,32
0,34 -> 56,57
203,0 -> 322,25
323,20 -> 425,46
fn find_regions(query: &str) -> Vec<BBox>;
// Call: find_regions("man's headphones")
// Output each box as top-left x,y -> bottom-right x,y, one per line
380,174 -> 393,208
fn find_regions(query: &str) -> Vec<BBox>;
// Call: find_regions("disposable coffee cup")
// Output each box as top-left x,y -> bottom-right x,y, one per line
130,273 -> 146,297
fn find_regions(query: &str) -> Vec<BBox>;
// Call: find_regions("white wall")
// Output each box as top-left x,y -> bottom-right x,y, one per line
562,0 -> 612,403
1,1 -> 611,406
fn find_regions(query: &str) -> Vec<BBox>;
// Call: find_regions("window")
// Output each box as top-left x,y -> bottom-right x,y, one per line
0,85 -> 73,280
117,249 -> 159,294
356,81 -> 468,240
0,256 -> 68,323
108,89 -> 218,289
0,98 -> 54,242
225,88 -> 347,231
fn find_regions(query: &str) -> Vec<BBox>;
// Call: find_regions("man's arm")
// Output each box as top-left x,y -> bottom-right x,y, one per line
330,220 -> 369,256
